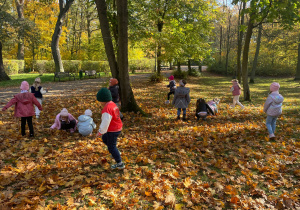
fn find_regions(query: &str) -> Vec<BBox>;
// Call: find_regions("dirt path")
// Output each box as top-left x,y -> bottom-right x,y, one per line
0,73 -> 161,108
0,67 -> 205,108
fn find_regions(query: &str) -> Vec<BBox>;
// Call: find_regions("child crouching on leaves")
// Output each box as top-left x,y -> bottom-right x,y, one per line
195,98 -> 214,120
172,79 -> 190,120
2,81 -> 42,137
165,75 -> 176,104
96,88 -> 124,170
30,77 -> 47,119
50,108 -> 78,133
230,79 -> 244,109
263,82 -> 284,140
77,109 -> 96,136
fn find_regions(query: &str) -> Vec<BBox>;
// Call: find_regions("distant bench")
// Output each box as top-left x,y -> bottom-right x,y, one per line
54,72 -> 76,82
84,70 -> 101,78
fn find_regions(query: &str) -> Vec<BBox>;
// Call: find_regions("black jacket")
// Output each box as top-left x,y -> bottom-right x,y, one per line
109,85 -> 119,103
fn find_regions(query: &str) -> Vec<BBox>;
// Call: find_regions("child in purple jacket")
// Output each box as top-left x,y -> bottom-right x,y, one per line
263,82 -> 284,140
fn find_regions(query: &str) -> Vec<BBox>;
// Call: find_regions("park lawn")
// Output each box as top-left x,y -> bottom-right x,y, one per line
0,72 -> 299,209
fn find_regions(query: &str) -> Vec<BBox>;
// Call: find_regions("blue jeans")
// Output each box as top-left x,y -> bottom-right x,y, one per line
102,131 -> 122,163
177,108 -> 186,116
266,115 -> 277,135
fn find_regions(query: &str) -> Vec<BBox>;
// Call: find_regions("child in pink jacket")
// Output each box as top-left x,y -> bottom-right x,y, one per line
2,81 -> 42,137
230,79 -> 244,109
50,108 -> 78,133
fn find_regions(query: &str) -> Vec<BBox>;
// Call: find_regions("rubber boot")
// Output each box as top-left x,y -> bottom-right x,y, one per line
176,115 -> 180,120
183,114 -> 186,121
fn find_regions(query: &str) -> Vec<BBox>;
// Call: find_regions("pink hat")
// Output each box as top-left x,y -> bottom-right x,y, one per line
20,81 -> 29,91
60,108 -> 69,117
270,82 -> 280,92
169,75 -> 174,80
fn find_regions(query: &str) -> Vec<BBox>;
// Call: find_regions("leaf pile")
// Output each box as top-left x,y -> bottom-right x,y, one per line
0,75 -> 299,209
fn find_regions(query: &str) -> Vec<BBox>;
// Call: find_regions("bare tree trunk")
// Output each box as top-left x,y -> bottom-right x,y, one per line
177,61 -> 181,72
295,33 -> 300,80
225,13 -> 231,76
237,2 -> 246,82
241,18 -> 254,101
250,23 -> 262,83
51,0 -> 74,73
15,0 -> 25,60
0,42 -> 10,81
117,0 -> 142,113
157,20 -> 163,75
188,59 -> 192,75
95,0 -> 118,78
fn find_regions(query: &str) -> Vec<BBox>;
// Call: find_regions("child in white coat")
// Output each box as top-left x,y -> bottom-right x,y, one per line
77,109 -> 96,136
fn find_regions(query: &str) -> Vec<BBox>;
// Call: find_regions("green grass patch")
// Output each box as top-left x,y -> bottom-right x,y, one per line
0,72 -> 110,88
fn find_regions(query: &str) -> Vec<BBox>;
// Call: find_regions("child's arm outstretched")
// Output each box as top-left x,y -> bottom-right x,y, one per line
2,97 -> 17,111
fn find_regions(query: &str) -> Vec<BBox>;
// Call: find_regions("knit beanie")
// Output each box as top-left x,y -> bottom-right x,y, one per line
84,109 -> 92,116
109,78 -> 118,86
97,88 -> 112,102
179,79 -> 186,87
270,82 -> 280,92
169,75 -> 174,80
60,108 -> 69,117
20,81 -> 29,91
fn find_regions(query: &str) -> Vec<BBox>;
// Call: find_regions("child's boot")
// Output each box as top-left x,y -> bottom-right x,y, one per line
176,115 -> 180,120
183,114 -> 186,121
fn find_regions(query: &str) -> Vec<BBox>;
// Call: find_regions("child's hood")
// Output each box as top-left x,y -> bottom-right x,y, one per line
78,115 -> 92,122
176,86 -> 190,95
15,93 -> 32,104
270,92 -> 284,104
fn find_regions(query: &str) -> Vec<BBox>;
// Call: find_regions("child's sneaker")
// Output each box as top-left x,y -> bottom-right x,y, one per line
111,162 -> 125,170
165,100 -> 170,104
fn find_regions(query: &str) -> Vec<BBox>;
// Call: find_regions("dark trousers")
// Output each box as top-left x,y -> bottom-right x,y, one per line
21,116 -> 34,136
167,91 -> 175,100
102,131 -> 122,163
60,120 -> 76,130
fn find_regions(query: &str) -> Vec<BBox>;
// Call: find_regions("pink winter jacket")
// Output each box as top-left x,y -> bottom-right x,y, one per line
50,113 -> 78,130
2,92 -> 42,117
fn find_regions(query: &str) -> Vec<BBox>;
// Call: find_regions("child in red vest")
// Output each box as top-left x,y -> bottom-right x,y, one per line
230,79 -> 244,109
96,88 -> 124,170
2,81 -> 42,137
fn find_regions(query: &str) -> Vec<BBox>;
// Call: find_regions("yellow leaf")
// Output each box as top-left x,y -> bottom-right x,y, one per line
175,203 -> 183,210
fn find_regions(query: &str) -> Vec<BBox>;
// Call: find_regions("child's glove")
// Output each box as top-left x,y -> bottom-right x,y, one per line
96,132 -> 102,137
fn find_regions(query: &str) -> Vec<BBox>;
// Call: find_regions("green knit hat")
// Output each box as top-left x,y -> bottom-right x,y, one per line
97,88 -> 112,102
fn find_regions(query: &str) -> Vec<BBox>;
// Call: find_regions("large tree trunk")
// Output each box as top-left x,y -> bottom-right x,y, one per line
116,0 -> 142,113
0,42 -> 10,81
237,2 -> 246,82
295,33 -> 300,80
51,0 -> 74,73
95,0 -> 118,78
241,18 -> 254,101
250,23 -> 262,83
16,0 -> 25,60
